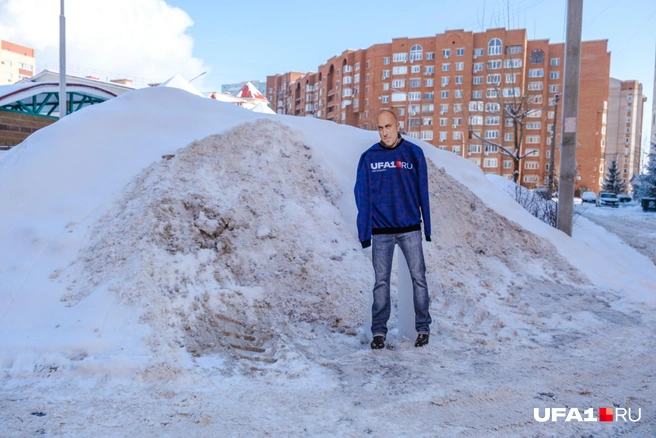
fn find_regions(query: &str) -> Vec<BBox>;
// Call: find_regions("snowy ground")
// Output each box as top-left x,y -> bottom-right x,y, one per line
1,88 -> 655,437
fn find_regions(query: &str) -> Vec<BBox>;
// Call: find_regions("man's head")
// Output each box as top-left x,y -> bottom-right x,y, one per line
376,110 -> 401,148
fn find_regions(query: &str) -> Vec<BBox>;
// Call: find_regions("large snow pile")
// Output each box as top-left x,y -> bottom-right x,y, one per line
2,88 -> 656,436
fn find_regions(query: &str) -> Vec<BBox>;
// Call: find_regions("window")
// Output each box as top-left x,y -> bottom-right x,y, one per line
531,95 -> 543,104
410,78 -> 421,87
441,90 -> 449,98
440,132 -> 448,141
343,76 -> 352,84
484,158 -> 498,168
454,103 -> 462,113
442,63 -> 451,71
440,104 -> 449,113
503,160 -> 513,169
485,102 -> 500,112
488,38 -> 502,56
487,74 -> 501,84
487,60 -> 502,70
423,117 -> 433,126
627,95 -> 633,103
505,118 -> 514,127
455,62 -> 464,71
549,71 -> 559,80
505,73 -> 517,84
382,83 -> 389,91
468,144 -> 482,153
485,144 -> 498,153
409,92 -> 421,101
342,88 -> 352,97
425,66 -> 435,74
485,130 -> 499,139
411,65 -> 420,73
453,145 -> 461,154
424,92 -> 434,100
526,122 -> 541,130
549,84 -> 558,93
366,74 -> 370,81
392,79 -> 405,88
487,88 -> 499,98
528,81 -> 543,90
455,90 -> 463,98
473,63 -> 484,73
382,70 -> 390,79
384,57 -> 390,65
425,79 -> 434,87
528,109 -> 542,118
441,76 -> 450,86
469,101 -> 484,112
381,96 -> 389,103
473,76 -> 483,84
426,52 -> 435,60
485,116 -> 500,125
393,53 -> 408,62
548,97 -> 558,105
453,117 -> 462,126
455,76 -> 463,84
507,45 -> 522,55
550,58 -> 560,66
410,45 -> 423,61
409,118 -> 420,126
443,49 -> 451,58
504,132 -> 513,141
524,161 -> 539,169
472,90 -> 483,99
504,59 -> 522,69
422,103 -> 434,113
393,66 -> 407,75
474,48 -> 484,57
456,48 -> 465,56
525,135 -> 540,143
453,131 -> 462,140
530,49 -> 544,64
421,131 -> 433,140
627,116 -> 632,123
528,69 -> 544,77
440,118 -> 448,126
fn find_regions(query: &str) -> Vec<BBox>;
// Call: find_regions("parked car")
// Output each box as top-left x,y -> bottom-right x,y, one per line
581,191 -> 597,203
596,192 -> 619,208
617,194 -> 632,204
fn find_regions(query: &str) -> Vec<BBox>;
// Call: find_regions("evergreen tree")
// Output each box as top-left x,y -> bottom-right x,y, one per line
638,142 -> 656,198
602,159 -> 625,194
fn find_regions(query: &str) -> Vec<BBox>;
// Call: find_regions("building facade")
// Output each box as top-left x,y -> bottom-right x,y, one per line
606,79 -> 646,191
1,40 -> 35,84
267,28 -> 614,193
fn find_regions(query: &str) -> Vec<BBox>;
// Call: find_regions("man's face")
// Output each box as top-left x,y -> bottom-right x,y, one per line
377,112 -> 400,147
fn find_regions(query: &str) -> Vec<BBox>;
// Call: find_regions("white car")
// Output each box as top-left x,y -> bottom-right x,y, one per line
596,192 -> 619,208
581,191 -> 597,203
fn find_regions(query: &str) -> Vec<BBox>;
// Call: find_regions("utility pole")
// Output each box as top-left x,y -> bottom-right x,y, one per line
59,0 -> 66,119
557,0 -> 583,236
547,94 -> 560,199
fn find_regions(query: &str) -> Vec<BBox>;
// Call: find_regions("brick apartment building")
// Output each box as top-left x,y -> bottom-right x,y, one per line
606,79 -> 646,191
1,40 -> 35,84
267,28 -> 623,193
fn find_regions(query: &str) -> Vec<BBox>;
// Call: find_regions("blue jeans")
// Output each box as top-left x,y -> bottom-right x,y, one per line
371,230 -> 431,337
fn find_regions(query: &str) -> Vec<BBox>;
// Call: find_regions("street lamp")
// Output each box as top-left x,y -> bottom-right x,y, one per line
59,0 -> 66,119
189,71 -> 207,83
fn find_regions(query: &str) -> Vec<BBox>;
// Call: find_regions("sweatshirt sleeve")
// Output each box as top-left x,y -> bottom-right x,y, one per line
417,148 -> 432,240
354,152 -> 372,248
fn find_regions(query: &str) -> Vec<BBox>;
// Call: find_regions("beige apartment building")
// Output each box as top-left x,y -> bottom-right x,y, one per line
267,28 -> 616,193
606,79 -> 646,191
1,40 -> 35,84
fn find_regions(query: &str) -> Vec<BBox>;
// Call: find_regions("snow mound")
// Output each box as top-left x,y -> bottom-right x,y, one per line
59,119 -> 370,373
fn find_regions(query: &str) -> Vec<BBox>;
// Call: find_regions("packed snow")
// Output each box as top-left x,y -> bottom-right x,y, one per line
1,87 -> 655,437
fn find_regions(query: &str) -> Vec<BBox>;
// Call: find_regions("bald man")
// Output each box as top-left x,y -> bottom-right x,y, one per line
354,110 -> 432,350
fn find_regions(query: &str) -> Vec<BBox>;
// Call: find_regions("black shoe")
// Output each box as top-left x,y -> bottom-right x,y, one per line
370,335 -> 385,350
415,333 -> 429,347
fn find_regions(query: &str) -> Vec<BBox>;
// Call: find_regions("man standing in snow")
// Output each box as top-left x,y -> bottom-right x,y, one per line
354,110 -> 432,350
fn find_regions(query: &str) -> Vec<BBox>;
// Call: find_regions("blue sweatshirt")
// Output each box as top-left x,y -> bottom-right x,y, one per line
354,138 -> 431,248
